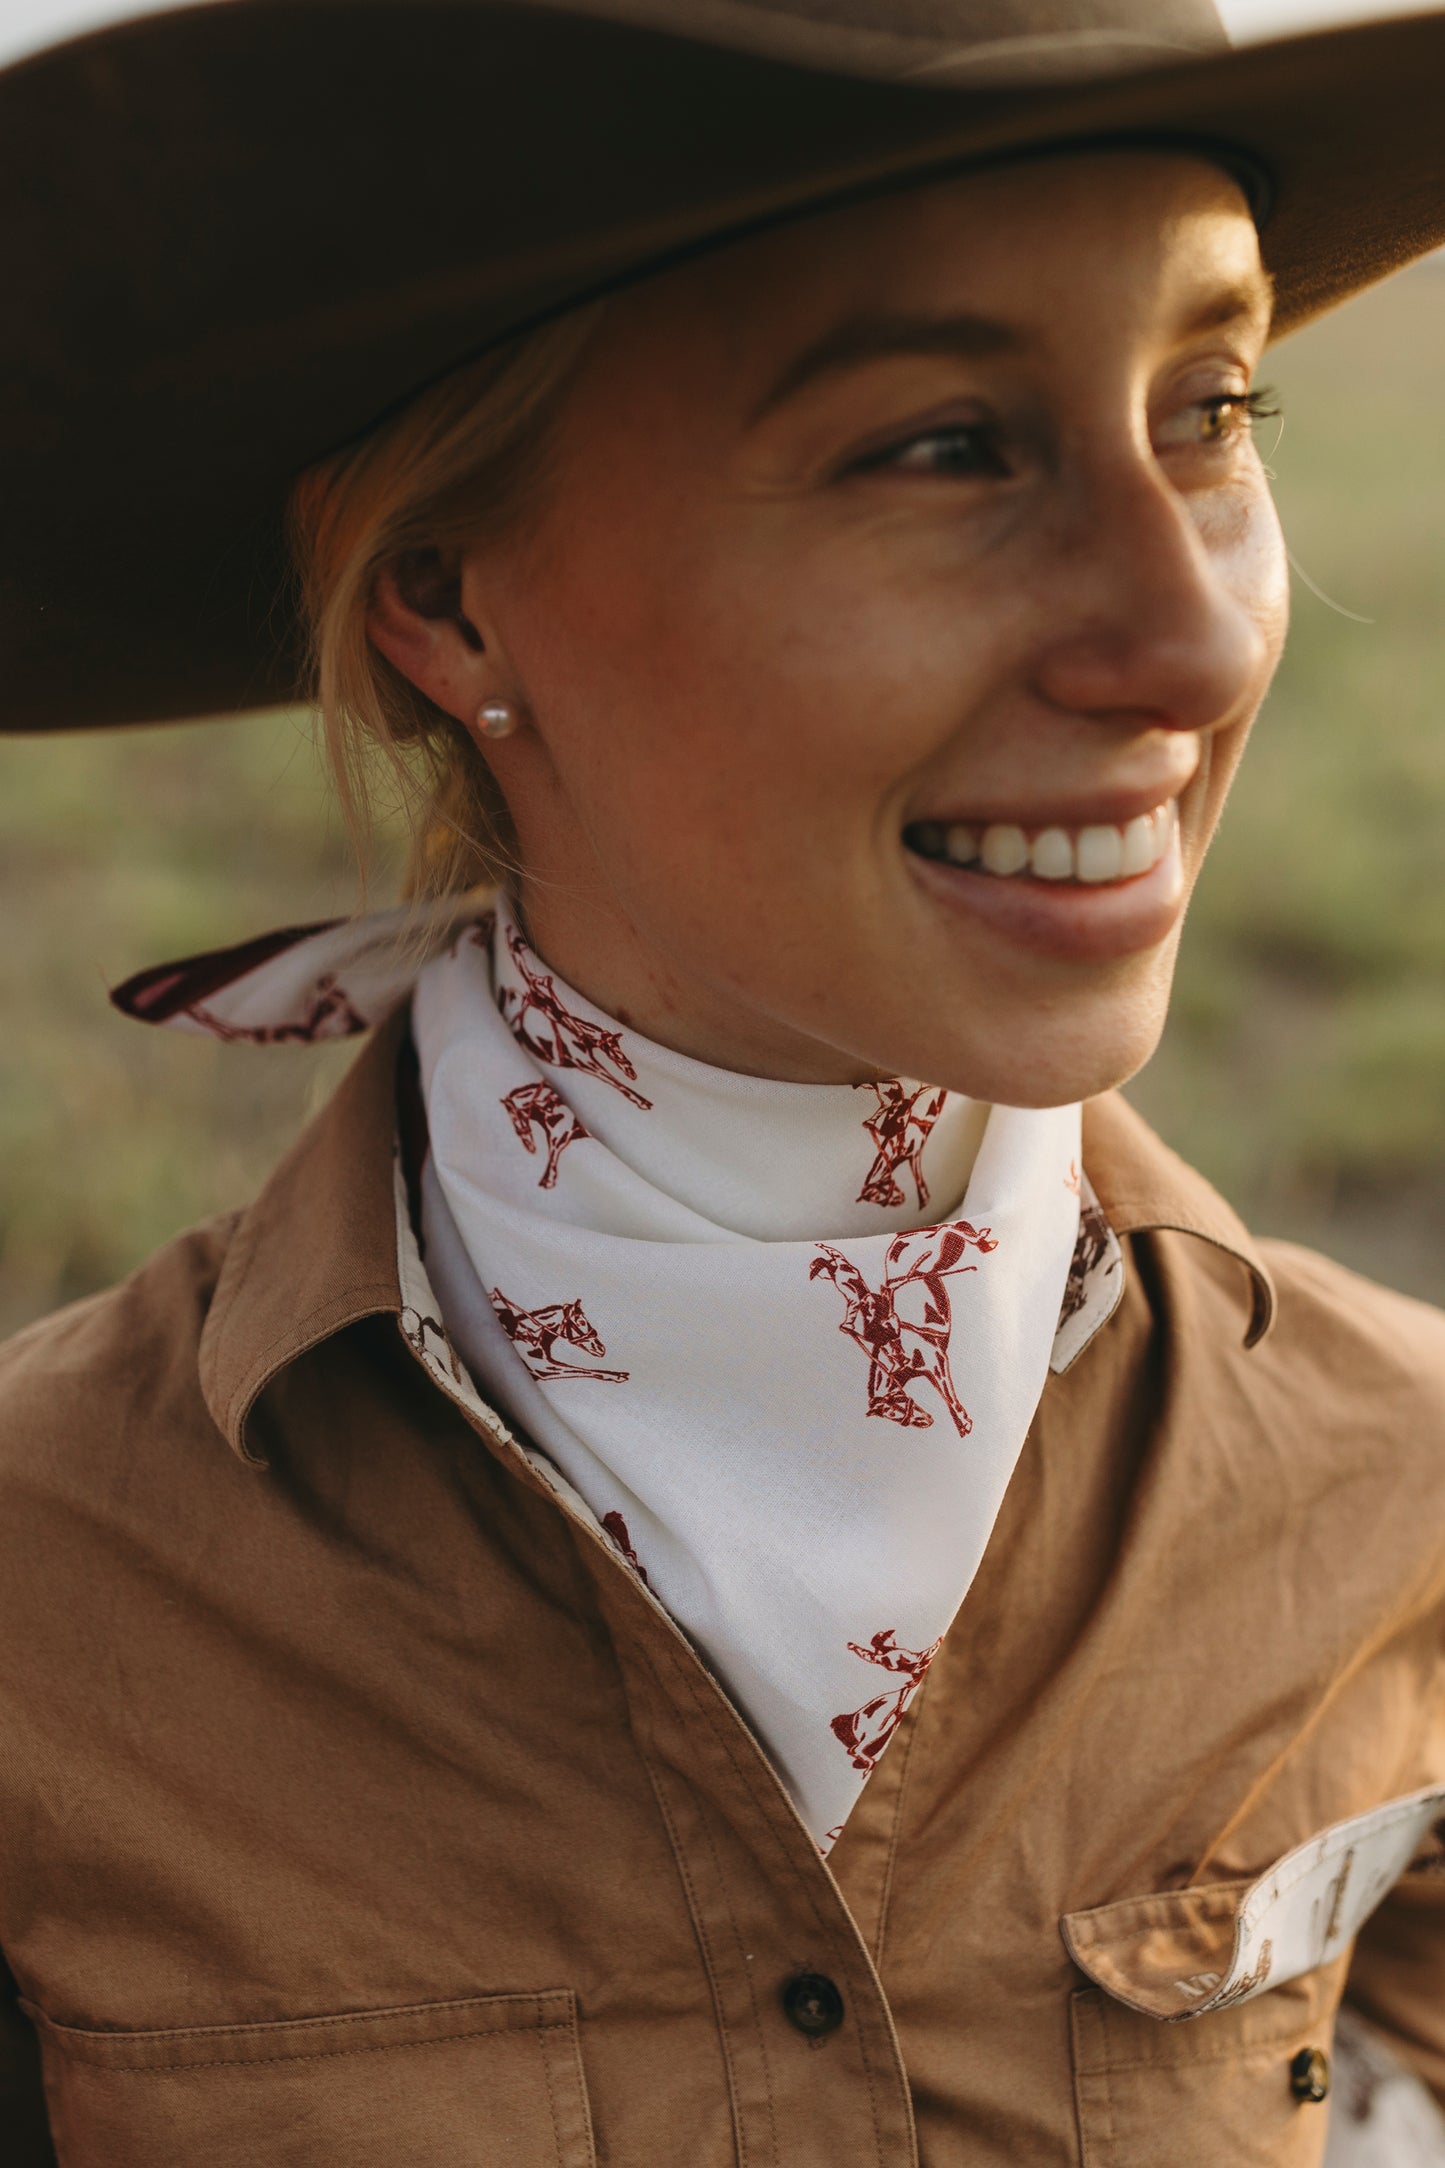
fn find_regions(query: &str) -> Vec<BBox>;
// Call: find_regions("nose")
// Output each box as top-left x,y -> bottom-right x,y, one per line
1030,453 -> 1278,735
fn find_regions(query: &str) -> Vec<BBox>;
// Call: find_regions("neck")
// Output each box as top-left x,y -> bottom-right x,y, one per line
512,876 -> 897,1088
489,896 -> 990,1241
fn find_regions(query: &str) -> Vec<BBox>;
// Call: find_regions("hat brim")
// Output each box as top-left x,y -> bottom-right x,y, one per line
3,1 -> 1443,731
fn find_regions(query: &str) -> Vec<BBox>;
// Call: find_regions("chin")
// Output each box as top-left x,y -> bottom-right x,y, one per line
916,995 -> 1171,1109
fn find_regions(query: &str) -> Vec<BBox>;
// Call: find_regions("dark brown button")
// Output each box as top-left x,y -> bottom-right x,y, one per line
782,1972 -> 845,2039
1290,2047 -> 1331,2103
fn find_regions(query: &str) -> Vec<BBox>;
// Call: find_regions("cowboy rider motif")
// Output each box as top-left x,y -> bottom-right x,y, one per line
501,1081 -> 591,1189
1057,1196 -> 1114,1328
489,1288 -> 630,1382
854,1080 -> 949,1209
810,1222 -> 998,1437
830,1628 -> 943,1773
187,972 -> 367,1046
498,923 -> 653,1110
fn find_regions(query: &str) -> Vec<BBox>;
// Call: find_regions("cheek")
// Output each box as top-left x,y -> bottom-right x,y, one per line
1187,477 -> 1289,819
1206,471 -> 1291,670
521,507 -> 996,865
1242,515 -> 1290,669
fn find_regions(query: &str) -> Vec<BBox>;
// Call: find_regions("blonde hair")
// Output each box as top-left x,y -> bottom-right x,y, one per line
287,304 -> 606,899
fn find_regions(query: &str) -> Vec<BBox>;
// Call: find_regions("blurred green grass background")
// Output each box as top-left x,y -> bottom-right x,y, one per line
1,263 -> 1442,1335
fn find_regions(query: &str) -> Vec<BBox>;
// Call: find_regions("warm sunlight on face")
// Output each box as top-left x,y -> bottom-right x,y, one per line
441,152 -> 1288,1102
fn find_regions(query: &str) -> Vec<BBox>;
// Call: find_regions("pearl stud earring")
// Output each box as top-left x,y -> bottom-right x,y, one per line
476,700 -> 518,741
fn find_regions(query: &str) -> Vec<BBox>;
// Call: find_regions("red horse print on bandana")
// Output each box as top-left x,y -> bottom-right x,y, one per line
810,1222 -> 997,1437
601,1510 -> 650,1587
187,973 -> 367,1045
1057,1195 -> 1113,1329
501,1081 -> 590,1189
498,924 -> 653,1110
830,1629 -> 943,1773
855,1080 -> 948,1209
489,1289 -> 630,1382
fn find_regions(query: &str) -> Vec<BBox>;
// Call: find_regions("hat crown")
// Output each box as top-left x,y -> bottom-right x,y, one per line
545,0 -> 1230,84
9,0 -> 1445,735
693,0 -> 1226,39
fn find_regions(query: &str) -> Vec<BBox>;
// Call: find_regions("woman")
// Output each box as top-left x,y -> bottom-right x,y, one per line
2,1 -> 1445,2162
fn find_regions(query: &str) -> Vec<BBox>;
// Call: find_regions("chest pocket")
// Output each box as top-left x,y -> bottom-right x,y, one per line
1062,1785 -> 1445,2168
1069,1957 -> 1345,2168
25,1988 -> 595,2168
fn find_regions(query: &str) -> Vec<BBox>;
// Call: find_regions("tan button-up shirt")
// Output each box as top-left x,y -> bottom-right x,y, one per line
2,1015 -> 1444,2167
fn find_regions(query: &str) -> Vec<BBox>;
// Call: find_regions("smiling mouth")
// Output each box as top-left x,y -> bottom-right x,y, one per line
904,799 -> 1179,886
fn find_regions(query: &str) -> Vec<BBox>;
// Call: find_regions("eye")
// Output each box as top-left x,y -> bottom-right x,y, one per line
852,421 -> 1012,481
1159,386 -> 1280,452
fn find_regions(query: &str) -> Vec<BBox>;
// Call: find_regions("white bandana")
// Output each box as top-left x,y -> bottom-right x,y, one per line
115,892 -> 1122,1849
412,900 -> 1084,1848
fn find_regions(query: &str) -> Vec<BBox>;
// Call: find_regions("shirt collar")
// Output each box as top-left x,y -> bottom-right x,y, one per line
1080,1089 -> 1276,1348
197,1010 -> 411,1464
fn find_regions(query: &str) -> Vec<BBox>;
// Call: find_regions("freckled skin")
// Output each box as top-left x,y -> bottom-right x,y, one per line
369,152 -> 1289,1104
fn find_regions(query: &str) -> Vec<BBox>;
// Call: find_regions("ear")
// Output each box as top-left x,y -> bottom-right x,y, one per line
366,548 -> 494,726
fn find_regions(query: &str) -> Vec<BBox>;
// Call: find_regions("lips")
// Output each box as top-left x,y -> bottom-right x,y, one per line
903,793 -> 1189,964
905,799 -> 1178,886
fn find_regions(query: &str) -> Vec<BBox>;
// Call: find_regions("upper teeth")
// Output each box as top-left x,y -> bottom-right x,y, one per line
913,802 -> 1177,884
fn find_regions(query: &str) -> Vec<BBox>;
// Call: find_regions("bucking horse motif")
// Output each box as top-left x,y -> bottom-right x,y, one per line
498,924 -> 652,1110
489,1289 -> 630,1383
1056,1195 -> 1114,1329
501,1081 -> 590,1189
810,1222 -> 997,1437
187,972 -> 367,1045
854,1080 -> 949,1210
830,1628 -> 943,1773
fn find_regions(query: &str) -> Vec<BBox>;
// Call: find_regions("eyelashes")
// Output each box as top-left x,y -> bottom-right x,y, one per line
1197,385 -> 1281,441
849,422 -> 1009,480
849,383 -> 1283,479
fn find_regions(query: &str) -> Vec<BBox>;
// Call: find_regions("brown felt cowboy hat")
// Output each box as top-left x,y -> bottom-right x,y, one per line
2,0 -> 1444,735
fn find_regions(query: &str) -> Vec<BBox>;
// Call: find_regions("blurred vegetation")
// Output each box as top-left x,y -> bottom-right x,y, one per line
1,264 -> 1443,1334
0,717 -> 397,1335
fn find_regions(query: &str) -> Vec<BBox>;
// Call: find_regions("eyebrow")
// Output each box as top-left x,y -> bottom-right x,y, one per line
752,311 -> 1020,423
1179,268 -> 1277,339
750,269 -> 1277,425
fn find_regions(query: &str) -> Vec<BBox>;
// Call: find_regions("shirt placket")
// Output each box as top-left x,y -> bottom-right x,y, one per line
392,1146 -> 920,2167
